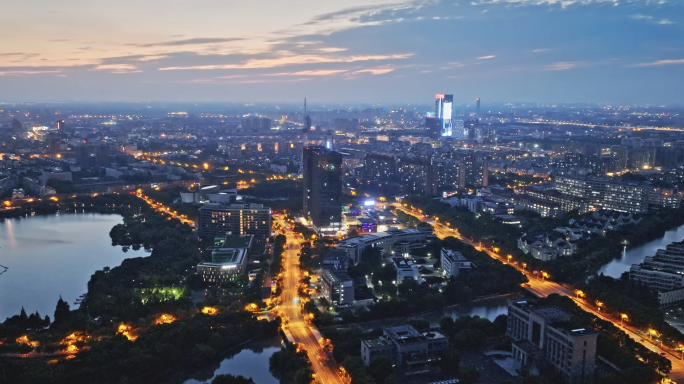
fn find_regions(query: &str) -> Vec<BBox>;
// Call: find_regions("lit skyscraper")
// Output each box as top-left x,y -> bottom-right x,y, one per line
302,146 -> 343,235
435,94 -> 454,137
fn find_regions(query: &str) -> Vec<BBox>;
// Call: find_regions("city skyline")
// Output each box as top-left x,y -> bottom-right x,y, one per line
1,0 -> 683,104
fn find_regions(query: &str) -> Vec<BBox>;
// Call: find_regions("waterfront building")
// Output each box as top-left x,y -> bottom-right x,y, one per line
630,241 -> 684,307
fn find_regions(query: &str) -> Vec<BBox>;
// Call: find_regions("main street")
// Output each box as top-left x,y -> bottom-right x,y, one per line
277,217 -> 344,384
396,205 -> 684,382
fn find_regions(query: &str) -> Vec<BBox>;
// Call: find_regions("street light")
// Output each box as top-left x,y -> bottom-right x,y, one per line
621,314 -> 628,327
574,289 -> 585,298
596,301 -> 603,311
522,263 -> 527,270
507,255 -> 512,263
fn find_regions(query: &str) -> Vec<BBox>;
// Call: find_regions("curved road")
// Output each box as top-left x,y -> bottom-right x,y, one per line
396,205 -> 684,383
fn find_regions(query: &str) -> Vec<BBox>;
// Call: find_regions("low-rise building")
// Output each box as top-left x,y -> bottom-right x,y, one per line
441,248 -> 472,278
391,257 -> 418,283
196,235 -> 254,284
507,301 -> 597,383
630,241 -> 684,307
321,269 -> 354,306
336,227 -> 434,264
361,325 -> 448,374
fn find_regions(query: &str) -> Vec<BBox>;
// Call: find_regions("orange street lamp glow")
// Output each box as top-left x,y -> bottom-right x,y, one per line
621,314 -> 628,326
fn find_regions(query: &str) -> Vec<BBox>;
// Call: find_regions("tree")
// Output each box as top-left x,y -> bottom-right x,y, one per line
211,374 -> 255,384
293,368 -> 314,384
53,296 -> 71,327
460,366 -> 481,384
439,349 -> 460,375
367,357 -> 393,384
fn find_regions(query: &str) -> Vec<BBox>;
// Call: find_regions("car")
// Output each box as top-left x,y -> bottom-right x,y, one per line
661,352 -> 667,357
640,339 -> 646,342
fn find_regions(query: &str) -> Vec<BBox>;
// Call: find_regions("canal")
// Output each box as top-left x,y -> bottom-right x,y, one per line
597,223 -> 684,279
0,213 -> 147,320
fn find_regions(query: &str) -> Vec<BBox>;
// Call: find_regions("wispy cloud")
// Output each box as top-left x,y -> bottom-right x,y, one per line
353,67 -> 394,75
545,62 -> 577,71
92,64 -> 141,73
478,55 -> 496,59
0,70 -> 61,76
629,14 -> 653,20
136,55 -> 169,62
129,38 -> 246,48
629,59 -> 684,67
659,19 -> 675,25
159,53 -> 413,70
533,48 -> 551,53
267,69 -> 348,76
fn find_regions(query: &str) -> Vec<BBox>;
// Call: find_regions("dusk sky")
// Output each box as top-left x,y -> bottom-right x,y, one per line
1,0 -> 683,105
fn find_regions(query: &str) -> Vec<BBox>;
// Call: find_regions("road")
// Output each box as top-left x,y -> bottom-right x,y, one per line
137,192 -> 195,225
277,217 -> 345,384
396,205 -> 684,382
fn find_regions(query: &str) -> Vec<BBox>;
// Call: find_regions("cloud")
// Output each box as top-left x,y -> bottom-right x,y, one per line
136,55 -> 169,61
629,14 -> 653,20
353,67 -> 394,75
533,48 -> 551,53
659,19 -> 675,25
545,62 -> 577,71
0,70 -> 61,76
267,69 -> 348,76
92,64 -> 141,73
629,59 -> 684,67
478,55 -> 496,59
129,38 -> 246,48
159,53 -> 413,70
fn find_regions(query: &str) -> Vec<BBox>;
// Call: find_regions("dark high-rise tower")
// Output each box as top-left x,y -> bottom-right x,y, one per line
302,98 -> 311,132
476,98 -> 481,114
302,146 -> 343,235
435,94 -> 454,137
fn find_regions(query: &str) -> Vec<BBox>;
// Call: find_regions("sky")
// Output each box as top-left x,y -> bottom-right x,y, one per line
1,0 -> 683,105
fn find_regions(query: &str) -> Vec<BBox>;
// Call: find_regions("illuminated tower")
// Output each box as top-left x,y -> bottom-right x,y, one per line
435,94 -> 454,137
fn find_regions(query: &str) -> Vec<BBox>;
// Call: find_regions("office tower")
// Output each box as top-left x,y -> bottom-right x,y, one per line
452,119 -> 465,139
47,133 -> 61,154
464,119 -> 479,142
325,130 -> 334,151
198,203 -> 271,239
508,301 -> 597,383
476,98 -> 481,114
302,98 -> 311,133
55,120 -> 64,130
425,115 -> 441,137
96,144 -> 110,168
455,150 -> 489,189
242,116 -> 271,132
302,146 -> 343,235
435,94 -> 454,137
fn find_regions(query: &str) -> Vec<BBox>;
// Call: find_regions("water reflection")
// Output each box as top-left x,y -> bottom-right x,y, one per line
597,223 -> 684,279
0,213 -> 148,320
183,339 -> 281,384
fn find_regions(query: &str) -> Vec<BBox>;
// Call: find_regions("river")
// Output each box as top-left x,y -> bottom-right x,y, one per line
0,213 -> 147,320
597,223 -> 684,279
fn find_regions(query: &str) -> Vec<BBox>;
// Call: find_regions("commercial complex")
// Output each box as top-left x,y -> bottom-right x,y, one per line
198,203 -> 271,239
196,235 -> 254,284
507,300 -> 598,383
302,145 -> 343,236
336,227 -> 434,264
361,325 -> 448,374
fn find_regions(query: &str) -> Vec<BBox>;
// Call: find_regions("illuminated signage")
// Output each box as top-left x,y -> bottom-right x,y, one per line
364,200 -> 375,206
435,94 -> 445,99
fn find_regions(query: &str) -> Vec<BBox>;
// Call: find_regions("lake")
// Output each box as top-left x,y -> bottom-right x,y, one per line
183,338 -> 282,384
597,223 -> 684,279
0,213 -> 147,320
